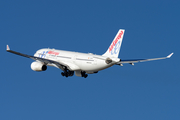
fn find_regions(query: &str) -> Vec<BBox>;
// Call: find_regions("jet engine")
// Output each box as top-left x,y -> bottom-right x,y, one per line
31,61 -> 47,71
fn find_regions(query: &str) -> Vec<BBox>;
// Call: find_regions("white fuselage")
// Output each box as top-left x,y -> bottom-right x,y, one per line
34,48 -> 118,73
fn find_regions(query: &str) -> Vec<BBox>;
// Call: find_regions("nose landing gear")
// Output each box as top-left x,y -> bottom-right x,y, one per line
81,71 -> 88,78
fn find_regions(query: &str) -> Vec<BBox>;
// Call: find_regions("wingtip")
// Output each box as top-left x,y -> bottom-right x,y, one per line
6,45 -> 10,51
167,52 -> 174,58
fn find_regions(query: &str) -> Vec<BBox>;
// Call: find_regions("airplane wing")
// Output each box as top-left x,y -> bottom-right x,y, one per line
6,45 -> 72,71
116,53 -> 174,66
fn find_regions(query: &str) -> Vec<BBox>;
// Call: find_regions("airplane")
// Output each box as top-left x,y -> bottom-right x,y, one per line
6,29 -> 173,78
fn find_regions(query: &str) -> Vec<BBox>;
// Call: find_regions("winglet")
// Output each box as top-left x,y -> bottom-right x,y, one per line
167,53 -> 174,58
6,45 -> 10,51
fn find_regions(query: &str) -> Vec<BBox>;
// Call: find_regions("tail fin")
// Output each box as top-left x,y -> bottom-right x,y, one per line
103,29 -> 125,58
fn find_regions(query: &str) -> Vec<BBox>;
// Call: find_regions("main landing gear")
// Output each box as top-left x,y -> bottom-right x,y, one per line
61,68 -> 74,78
61,71 -> 74,77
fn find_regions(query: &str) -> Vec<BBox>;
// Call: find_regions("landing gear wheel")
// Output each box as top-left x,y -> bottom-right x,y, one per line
84,74 -> 88,78
61,72 -> 65,76
65,73 -> 68,77
81,71 -> 88,78
61,68 -> 74,78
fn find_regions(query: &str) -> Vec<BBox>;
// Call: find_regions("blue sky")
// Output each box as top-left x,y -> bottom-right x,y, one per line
1,0 -> 179,120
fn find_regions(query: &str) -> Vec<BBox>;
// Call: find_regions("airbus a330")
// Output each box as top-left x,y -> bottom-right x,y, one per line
6,29 -> 173,78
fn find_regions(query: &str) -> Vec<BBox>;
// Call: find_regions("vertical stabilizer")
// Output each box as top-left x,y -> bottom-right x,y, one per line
103,29 -> 125,58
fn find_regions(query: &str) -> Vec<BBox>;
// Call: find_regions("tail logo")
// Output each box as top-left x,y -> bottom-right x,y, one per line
109,30 -> 124,54
112,41 -> 120,55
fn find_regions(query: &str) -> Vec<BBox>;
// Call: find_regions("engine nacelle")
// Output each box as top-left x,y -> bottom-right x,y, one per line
31,61 -> 47,71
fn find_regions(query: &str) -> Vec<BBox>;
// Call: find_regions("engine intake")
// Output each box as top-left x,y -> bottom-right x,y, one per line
31,62 -> 47,71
